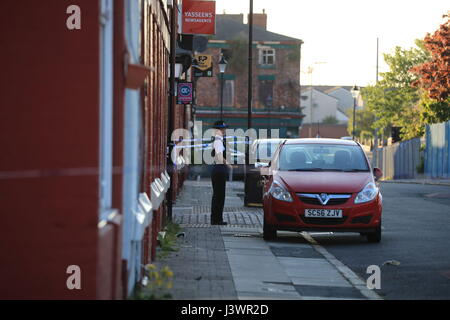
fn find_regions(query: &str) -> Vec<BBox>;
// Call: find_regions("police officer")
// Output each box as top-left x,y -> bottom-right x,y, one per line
210,120 -> 232,225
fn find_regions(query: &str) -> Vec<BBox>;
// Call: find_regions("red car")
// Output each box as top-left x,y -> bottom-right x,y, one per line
262,138 -> 383,243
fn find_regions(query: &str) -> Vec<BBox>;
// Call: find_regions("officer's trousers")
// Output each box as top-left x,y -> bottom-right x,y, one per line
211,165 -> 227,224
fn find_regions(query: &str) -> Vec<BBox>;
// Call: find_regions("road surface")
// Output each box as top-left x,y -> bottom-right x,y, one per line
306,182 -> 450,299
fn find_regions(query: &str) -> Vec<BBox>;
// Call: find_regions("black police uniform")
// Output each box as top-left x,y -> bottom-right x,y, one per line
211,134 -> 228,225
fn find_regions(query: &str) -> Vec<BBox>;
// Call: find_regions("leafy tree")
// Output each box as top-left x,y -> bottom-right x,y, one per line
411,13 -> 450,123
346,107 -> 376,140
381,40 -> 430,88
347,107 -> 393,142
359,40 -> 430,140
224,37 -> 248,75
321,115 -> 339,125
419,94 -> 450,124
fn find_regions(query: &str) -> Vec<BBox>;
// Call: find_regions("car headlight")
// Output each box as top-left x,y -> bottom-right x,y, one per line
269,181 -> 293,202
355,182 -> 379,204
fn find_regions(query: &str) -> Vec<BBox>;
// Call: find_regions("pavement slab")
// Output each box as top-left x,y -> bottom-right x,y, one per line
157,227 -> 237,300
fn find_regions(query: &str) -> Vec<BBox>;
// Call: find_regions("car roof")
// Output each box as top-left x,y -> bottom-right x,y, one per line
283,138 -> 359,146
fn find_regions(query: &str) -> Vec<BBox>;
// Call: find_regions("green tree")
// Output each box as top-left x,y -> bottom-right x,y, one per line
419,94 -> 450,124
224,37 -> 248,75
360,40 -> 430,140
322,115 -> 339,125
346,108 -> 376,140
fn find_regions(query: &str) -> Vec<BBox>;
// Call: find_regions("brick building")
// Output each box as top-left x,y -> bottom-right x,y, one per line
194,12 -> 304,138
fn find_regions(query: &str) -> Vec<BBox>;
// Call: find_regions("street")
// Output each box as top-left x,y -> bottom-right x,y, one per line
170,180 -> 450,300
307,182 -> 450,299
3,0 -> 450,302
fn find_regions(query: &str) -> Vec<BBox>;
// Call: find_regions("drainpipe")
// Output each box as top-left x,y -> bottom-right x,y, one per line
167,1 -> 178,221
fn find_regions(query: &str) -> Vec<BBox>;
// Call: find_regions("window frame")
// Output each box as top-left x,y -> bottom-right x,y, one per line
259,47 -> 276,66
220,79 -> 235,107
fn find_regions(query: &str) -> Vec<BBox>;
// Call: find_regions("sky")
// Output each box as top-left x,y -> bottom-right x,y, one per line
215,0 -> 449,87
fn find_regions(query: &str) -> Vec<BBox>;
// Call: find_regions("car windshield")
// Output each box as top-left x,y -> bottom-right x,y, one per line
278,144 -> 369,172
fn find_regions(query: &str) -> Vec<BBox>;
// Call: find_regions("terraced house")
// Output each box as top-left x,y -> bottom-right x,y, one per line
195,12 -> 304,138
0,0 -> 188,299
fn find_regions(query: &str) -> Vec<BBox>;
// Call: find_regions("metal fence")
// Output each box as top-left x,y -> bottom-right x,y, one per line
373,137 -> 423,180
425,121 -> 450,178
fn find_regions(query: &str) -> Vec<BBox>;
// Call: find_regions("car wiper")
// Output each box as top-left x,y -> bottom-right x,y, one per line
342,169 -> 370,172
287,168 -> 325,172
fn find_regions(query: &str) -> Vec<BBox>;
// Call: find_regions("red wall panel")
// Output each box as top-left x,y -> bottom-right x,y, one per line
0,0 -> 100,299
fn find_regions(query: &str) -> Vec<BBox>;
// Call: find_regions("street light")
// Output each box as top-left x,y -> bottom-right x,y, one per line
218,55 -> 228,120
351,85 -> 360,140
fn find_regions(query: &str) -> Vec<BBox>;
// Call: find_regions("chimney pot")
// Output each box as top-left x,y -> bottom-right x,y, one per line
249,11 -> 267,30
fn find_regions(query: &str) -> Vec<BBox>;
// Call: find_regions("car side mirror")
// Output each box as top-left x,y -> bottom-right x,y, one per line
373,168 -> 383,181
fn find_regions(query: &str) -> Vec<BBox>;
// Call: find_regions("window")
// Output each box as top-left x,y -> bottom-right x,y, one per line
259,80 -> 274,107
259,48 -> 276,65
222,79 -> 234,107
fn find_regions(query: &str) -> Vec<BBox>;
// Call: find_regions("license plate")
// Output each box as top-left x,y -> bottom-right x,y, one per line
304,209 -> 343,218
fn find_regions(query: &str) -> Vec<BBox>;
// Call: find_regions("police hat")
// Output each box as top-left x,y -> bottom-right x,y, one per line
212,120 -> 229,129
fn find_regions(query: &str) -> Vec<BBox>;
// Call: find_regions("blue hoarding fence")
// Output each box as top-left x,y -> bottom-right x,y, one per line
373,137 -> 423,180
425,121 -> 450,178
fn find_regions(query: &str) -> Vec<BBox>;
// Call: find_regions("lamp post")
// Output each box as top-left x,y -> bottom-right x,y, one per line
248,0 -> 253,132
244,0 -> 254,207
218,55 -> 227,121
351,85 -> 360,140
166,2 -> 178,221
372,37 -> 380,168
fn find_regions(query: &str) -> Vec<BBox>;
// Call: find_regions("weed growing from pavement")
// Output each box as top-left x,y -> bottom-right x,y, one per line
132,222 -> 182,300
133,264 -> 174,300
157,222 -> 182,260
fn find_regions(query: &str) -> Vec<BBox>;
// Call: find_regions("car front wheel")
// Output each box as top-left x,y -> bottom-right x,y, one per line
263,218 -> 277,240
366,225 -> 381,243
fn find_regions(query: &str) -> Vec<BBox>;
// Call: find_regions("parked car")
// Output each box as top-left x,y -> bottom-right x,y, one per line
244,138 -> 286,206
262,138 -> 383,242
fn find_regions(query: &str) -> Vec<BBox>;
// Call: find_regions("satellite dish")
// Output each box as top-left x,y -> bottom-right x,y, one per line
193,36 -> 209,53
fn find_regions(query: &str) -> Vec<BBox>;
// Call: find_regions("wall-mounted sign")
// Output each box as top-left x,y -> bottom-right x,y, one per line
177,82 -> 193,105
193,54 -> 213,77
181,0 -> 216,35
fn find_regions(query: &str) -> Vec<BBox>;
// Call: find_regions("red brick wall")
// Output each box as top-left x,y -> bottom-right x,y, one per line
196,43 -> 301,112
